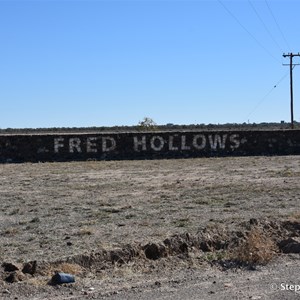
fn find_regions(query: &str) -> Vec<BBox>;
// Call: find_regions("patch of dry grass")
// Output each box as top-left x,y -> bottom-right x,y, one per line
40,262 -> 83,277
26,277 -> 49,286
3,227 -> 19,236
229,227 -> 278,265
76,227 -> 94,236
54,262 -> 83,275
288,211 -> 300,221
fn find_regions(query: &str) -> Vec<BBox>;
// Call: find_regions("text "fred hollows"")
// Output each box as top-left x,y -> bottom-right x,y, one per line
53,134 -> 244,154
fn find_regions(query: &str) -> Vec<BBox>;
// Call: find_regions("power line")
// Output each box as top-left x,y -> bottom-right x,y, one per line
217,0 -> 281,64
248,0 -> 283,53
246,70 -> 290,120
264,0 -> 292,52
282,53 -> 300,129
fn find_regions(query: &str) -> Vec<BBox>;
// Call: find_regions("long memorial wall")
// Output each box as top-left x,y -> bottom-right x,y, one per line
0,130 -> 300,163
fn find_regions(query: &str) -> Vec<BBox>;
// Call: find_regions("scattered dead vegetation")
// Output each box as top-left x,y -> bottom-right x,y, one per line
2,228 -> 19,236
76,227 -> 94,236
288,211 -> 300,221
43,262 -> 83,277
228,227 -> 278,265
1,156 -> 300,297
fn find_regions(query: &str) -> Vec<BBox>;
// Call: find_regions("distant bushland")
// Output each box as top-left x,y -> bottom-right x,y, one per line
0,121 -> 298,134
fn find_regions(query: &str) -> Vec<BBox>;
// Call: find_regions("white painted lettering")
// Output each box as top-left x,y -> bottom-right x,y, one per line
52,133 -> 243,156
87,137 -> 98,153
102,137 -> 116,152
69,138 -> 82,153
133,136 -> 147,152
181,135 -> 191,150
150,136 -> 165,151
54,137 -> 64,153
193,134 -> 206,150
169,135 -> 179,151
230,134 -> 240,150
209,134 -> 227,150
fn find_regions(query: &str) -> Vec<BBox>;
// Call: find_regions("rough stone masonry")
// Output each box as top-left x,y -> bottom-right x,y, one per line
1,129 -> 300,162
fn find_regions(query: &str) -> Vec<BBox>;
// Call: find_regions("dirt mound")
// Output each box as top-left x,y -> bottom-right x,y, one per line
1,218 -> 300,286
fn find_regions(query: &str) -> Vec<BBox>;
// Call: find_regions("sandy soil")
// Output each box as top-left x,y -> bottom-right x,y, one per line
1,156 -> 300,299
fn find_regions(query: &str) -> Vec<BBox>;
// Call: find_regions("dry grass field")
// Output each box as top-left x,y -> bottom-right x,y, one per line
1,156 -> 300,299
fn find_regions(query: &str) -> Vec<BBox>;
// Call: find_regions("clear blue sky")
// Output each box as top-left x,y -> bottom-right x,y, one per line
0,0 -> 299,128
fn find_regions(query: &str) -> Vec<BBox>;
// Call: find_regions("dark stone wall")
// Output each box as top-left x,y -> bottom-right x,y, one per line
1,130 -> 300,163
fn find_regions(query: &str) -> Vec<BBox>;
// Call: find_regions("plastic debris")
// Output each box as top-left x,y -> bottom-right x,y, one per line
51,272 -> 75,284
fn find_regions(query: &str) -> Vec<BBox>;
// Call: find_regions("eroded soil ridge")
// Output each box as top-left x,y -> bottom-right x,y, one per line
2,218 -> 300,285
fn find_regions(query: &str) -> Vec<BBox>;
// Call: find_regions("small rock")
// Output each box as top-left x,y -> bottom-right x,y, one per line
67,241 -> 73,246
143,243 -> 167,260
249,218 -> 258,226
5,271 -> 26,283
278,238 -> 300,253
30,217 -> 40,223
155,281 -> 161,287
2,262 -> 19,272
200,241 -> 213,252
22,261 -> 37,275
224,283 -> 233,288
110,252 -> 126,265
2,289 -> 10,294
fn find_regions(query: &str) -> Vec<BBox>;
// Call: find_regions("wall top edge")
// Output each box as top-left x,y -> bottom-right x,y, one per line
1,129 -> 300,137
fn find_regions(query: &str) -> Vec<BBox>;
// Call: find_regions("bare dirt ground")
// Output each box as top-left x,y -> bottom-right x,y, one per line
1,156 -> 300,299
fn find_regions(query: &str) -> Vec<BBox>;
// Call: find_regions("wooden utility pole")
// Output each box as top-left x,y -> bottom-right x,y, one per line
283,52 -> 300,129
